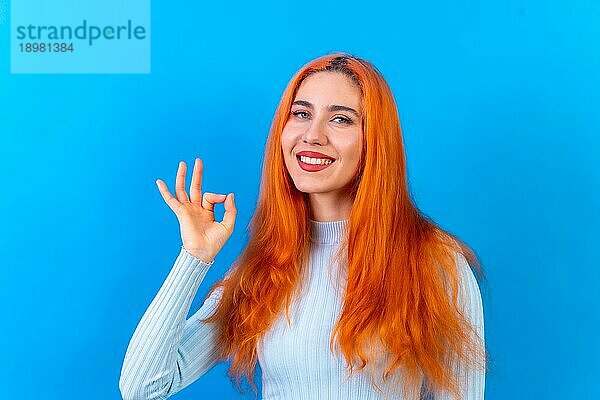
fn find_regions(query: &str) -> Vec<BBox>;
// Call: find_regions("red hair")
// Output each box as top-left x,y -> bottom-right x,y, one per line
200,52 -> 490,399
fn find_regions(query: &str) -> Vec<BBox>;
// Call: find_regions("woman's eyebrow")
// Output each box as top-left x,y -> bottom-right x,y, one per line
292,100 -> 360,118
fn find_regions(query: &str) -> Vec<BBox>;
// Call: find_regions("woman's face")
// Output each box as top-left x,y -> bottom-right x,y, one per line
281,71 -> 363,197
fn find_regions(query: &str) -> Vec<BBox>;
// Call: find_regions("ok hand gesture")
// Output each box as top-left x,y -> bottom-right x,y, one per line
155,158 -> 236,264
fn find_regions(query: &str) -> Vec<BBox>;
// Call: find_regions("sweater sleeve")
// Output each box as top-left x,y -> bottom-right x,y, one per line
119,246 -> 225,400
436,252 -> 486,400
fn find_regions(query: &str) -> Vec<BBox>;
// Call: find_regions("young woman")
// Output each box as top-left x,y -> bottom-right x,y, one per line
119,53 -> 489,400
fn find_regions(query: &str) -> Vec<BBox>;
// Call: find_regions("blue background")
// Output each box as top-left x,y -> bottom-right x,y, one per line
1,1 -> 598,399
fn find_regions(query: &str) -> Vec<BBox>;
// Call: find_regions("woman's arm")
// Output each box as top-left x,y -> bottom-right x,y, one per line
119,247 -> 225,400
437,252 -> 486,400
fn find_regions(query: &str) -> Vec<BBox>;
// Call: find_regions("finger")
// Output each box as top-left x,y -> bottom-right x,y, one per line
190,158 -> 203,204
220,193 -> 237,232
175,161 -> 190,202
155,179 -> 181,212
202,192 -> 227,212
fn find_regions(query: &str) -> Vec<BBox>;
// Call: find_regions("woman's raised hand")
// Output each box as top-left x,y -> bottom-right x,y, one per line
155,158 -> 236,264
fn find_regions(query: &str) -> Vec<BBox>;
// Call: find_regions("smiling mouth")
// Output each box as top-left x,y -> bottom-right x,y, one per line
296,155 -> 336,172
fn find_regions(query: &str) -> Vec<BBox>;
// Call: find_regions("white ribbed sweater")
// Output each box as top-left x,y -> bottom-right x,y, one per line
119,219 -> 485,399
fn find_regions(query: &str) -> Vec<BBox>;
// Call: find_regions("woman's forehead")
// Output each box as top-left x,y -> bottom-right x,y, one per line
295,72 -> 362,111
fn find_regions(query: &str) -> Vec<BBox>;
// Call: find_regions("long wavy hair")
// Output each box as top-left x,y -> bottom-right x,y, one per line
199,52 -> 490,400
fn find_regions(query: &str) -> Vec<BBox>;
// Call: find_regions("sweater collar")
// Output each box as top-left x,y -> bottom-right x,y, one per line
309,219 -> 348,244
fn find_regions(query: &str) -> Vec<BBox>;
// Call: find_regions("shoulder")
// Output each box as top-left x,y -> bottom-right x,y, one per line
450,252 -> 484,333
453,251 -> 479,286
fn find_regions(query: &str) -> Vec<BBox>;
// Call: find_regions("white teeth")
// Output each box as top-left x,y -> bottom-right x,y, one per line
299,155 -> 333,165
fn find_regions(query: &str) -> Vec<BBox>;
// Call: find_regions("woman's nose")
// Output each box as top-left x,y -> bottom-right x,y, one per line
302,118 -> 327,144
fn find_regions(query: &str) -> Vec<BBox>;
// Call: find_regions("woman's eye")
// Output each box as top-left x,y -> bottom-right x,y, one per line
333,116 -> 352,124
292,110 -> 310,119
